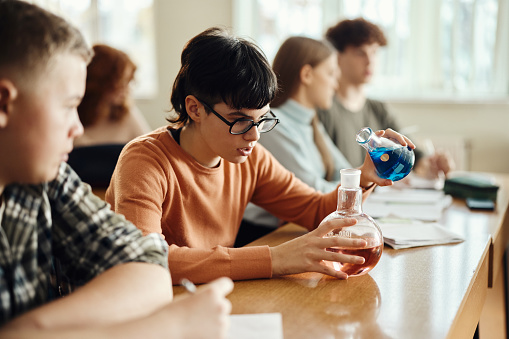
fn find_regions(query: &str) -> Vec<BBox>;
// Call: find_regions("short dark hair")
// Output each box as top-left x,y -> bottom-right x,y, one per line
326,18 -> 387,52
0,0 -> 92,83
169,27 -> 277,126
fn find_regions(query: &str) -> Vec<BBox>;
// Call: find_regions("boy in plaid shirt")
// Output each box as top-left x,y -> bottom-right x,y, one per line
0,1 -> 232,338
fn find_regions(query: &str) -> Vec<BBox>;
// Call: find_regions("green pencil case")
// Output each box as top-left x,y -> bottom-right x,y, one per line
443,176 -> 499,202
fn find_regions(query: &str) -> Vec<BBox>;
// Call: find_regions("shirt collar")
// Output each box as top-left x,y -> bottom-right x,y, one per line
277,99 -> 315,125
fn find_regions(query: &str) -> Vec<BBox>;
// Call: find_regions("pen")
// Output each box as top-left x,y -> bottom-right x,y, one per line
180,278 -> 197,294
423,138 -> 446,181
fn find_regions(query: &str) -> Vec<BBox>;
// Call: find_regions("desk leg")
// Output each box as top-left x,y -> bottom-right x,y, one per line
479,254 -> 507,338
505,246 -> 509,339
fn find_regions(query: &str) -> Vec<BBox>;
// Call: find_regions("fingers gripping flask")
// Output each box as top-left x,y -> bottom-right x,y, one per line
322,169 -> 383,277
356,127 -> 415,181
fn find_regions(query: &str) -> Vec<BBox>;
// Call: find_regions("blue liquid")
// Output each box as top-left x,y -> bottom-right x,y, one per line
369,146 -> 415,181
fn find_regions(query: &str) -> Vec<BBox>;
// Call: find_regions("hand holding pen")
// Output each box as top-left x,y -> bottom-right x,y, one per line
415,139 -> 455,180
172,277 -> 234,338
180,278 -> 197,294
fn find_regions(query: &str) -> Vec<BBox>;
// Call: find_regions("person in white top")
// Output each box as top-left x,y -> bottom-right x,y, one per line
240,36 -> 407,244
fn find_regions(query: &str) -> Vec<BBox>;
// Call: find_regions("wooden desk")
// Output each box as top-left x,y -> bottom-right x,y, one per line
234,174 -> 509,338
173,173 -> 508,338
449,173 -> 509,287
230,223 -> 490,339
477,173 -> 509,338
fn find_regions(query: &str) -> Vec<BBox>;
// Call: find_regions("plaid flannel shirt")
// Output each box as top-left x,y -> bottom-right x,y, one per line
0,162 -> 168,325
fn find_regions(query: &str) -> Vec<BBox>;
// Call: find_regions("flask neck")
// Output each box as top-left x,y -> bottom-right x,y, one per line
336,187 -> 363,215
356,127 -> 382,152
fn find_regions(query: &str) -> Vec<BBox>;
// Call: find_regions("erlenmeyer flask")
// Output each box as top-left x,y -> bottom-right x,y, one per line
356,127 -> 414,181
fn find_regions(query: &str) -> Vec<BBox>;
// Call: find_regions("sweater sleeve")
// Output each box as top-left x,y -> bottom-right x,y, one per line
167,245 -> 273,284
166,146 -> 337,284
249,146 -> 338,230
105,139 -> 168,237
106,135 -> 275,284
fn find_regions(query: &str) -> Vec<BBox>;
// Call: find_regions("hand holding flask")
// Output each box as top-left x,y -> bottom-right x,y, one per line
321,169 -> 383,277
356,127 -> 415,181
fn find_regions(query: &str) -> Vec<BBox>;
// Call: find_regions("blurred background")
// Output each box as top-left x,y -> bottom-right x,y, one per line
30,0 -> 509,173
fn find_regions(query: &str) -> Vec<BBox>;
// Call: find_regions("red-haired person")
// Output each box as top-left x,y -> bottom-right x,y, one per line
74,44 -> 151,147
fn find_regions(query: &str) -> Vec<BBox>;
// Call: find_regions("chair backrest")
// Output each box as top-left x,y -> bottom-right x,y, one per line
67,144 -> 125,188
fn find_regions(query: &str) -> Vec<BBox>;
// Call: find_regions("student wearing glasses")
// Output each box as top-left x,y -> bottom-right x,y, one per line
105,27 -> 415,284
0,2 -> 232,338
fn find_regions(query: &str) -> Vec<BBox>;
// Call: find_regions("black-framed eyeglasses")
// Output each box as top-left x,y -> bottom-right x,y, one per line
197,99 -> 280,135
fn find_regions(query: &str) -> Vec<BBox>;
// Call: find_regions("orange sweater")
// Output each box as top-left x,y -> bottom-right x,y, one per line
106,127 -> 337,283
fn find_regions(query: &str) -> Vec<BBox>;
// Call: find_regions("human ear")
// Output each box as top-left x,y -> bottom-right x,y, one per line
0,79 -> 18,128
185,95 -> 202,123
300,64 -> 314,86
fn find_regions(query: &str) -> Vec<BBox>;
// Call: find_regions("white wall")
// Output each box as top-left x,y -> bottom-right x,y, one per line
388,100 -> 509,174
137,0 -> 509,174
136,0 -> 233,129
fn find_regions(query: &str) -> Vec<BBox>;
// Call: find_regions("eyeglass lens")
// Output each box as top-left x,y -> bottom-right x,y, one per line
231,118 -> 277,134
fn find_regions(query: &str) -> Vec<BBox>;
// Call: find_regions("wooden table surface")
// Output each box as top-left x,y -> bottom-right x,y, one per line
231,223 -> 490,339
173,173 -> 509,339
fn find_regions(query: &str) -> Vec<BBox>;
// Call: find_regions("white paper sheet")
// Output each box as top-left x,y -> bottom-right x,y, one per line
391,172 -> 445,190
377,219 -> 464,249
363,187 -> 452,221
227,313 -> 283,339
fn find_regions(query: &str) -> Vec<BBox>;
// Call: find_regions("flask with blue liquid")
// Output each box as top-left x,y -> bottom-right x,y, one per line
356,127 -> 415,181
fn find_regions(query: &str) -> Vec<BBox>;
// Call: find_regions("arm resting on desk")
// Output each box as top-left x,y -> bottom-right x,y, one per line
0,277 -> 233,339
168,244 -> 273,284
3,263 -> 171,330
